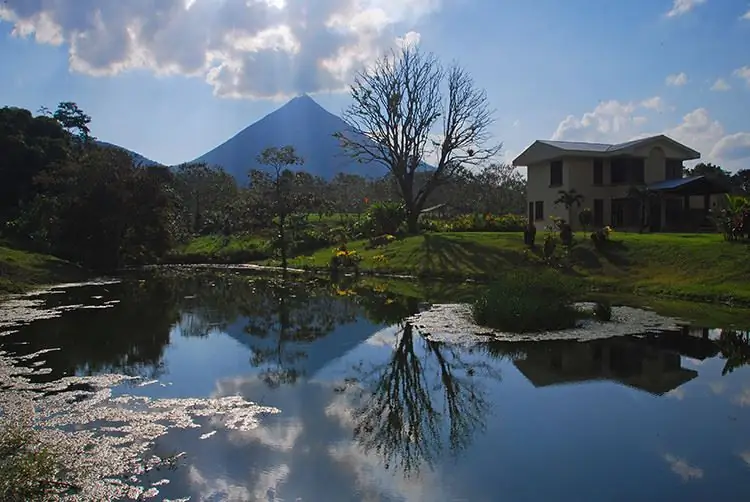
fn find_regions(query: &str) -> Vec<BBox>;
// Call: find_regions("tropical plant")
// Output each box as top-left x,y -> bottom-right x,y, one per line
712,194 -> 749,241
554,189 -> 585,210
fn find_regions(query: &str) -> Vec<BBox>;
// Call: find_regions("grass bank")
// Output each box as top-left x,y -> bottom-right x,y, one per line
286,232 -> 750,306
165,234 -> 272,264
0,242 -> 87,294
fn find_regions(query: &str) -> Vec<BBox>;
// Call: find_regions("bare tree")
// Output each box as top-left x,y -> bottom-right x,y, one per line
336,45 -> 501,233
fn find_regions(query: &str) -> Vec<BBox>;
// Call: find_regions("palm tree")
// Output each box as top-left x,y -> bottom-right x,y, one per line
554,189 -> 585,224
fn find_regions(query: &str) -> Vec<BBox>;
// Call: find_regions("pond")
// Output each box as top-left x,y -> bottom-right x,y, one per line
2,271 -> 750,501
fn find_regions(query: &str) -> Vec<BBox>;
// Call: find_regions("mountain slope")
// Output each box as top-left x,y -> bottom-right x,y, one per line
191,95 -> 387,181
96,140 -> 162,167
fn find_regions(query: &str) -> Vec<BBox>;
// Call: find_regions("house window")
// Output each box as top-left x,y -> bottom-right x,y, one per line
611,157 -> 645,184
666,159 -> 683,180
593,160 -> 603,185
534,201 -> 544,221
550,161 -> 563,186
528,202 -> 534,221
611,158 -> 628,184
593,199 -> 604,226
632,159 -> 645,183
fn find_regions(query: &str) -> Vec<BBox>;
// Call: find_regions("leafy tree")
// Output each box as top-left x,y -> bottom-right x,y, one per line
733,169 -> 750,195
51,101 -> 93,144
251,146 -> 304,270
172,162 -> 238,236
337,45 -> 501,233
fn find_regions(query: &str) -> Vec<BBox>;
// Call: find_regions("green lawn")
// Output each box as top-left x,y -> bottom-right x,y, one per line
287,231 -> 750,305
166,234 -> 271,264
0,242 -> 86,294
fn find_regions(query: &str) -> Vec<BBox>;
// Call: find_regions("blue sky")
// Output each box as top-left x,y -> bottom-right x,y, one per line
1,0 -> 749,171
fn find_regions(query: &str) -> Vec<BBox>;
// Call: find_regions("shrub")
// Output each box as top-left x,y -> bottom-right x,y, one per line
472,270 -> 582,332
591,226 -> 613,249
290,229 -> 331,254
440,213 -> 527,232
523,222 -> 537,247
579,208 -> 593,233
0,417 -> 77,500
592,300 -> 613,321
362,202 -> 406,236
330,244 -> 362,270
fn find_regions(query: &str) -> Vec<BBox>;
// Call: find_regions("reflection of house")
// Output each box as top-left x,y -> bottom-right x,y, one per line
513,135 -> 729,231
514,337 -> 699,396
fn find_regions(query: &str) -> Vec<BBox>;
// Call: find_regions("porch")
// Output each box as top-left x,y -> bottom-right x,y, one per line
611,176 -> 730,232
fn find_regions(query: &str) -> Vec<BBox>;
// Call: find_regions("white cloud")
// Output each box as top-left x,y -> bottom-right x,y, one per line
666,72 -> 688,86
712,132 -> 750,160
552,99 -> 656,143
552,99 -> 750,171
733,66 -> 750,87
666,0 -> 706,17
641,96 -> 667,111
663,454 -> 704,481
0,0 -> 442,99
741,8 -> 750,20
710,78 -> 731,91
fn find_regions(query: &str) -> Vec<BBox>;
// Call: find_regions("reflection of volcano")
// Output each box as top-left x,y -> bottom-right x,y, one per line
514,337 -> 699,396
222,316 -> 385,380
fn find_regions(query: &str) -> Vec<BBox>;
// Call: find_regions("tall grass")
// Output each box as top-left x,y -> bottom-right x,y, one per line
472,270 -> 583,332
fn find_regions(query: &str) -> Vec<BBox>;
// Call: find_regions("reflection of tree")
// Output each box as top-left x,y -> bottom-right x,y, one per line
15,277 -> 180,381
716,330 -> 750,376
351,323 -> 498,475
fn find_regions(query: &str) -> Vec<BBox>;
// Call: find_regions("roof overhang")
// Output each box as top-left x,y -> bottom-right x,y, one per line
647,175 -> 731,195
512,134 -> 701,167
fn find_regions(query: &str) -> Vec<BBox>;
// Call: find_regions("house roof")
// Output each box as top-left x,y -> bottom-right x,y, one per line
512,134 -> 701,166
647,175 -> 731,194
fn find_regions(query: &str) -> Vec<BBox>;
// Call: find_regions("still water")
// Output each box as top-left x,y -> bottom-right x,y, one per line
2,271 -> 750,501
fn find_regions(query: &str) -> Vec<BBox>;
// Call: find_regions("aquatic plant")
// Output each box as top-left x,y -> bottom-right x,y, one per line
472,270 -> 582,332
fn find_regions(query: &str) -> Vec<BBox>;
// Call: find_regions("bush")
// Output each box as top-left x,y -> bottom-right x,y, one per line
590,226 -> 613,249
438,213 -> 527,232
1,418 -> 76,500
362,202 -> 406,237
290,229 -> 332,254
472,270 -> 582,332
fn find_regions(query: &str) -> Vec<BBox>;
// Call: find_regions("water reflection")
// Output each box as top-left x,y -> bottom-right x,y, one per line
350,323 -> 499,475
3,272 -> 750,500
486,329 -> 721,396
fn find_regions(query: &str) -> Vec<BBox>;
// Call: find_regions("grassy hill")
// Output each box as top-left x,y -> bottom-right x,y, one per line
0,242 -> 87,294
285,232 -> 750,305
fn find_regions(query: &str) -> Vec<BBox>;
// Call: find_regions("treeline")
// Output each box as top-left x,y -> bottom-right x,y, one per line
0,103 -> 526,270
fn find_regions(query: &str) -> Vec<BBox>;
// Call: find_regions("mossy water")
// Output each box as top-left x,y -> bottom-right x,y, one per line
1,271 -> 750,501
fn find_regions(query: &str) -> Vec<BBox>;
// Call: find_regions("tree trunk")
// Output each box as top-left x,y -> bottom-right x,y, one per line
279,212 -> 287,270
406,209 -> 420,234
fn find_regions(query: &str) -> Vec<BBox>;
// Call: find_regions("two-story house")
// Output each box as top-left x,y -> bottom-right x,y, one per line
513,134 -> 728,231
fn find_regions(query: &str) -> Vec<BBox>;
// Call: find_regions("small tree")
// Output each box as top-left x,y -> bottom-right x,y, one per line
554,189 -> 584,228
337,45 -> 501,234
252,146 -> 304,270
